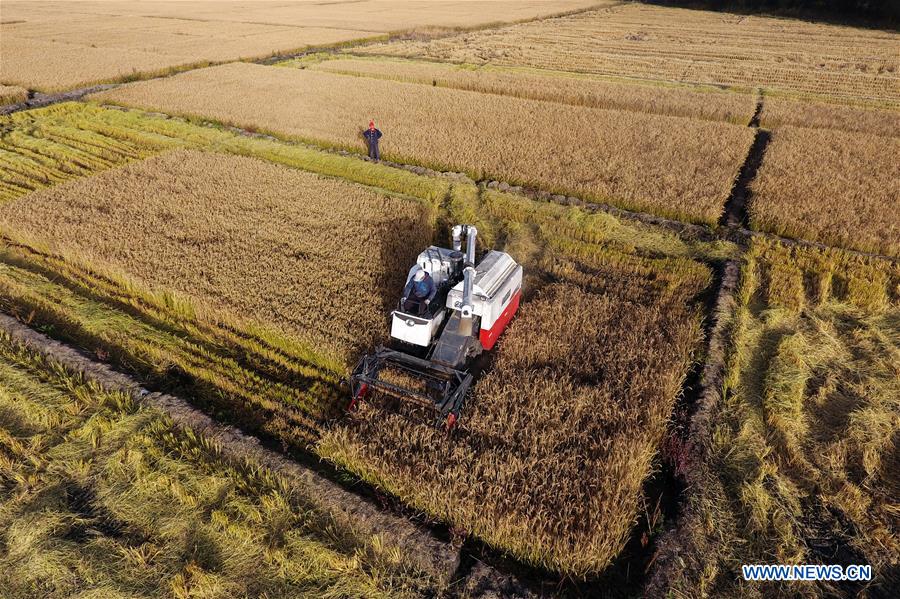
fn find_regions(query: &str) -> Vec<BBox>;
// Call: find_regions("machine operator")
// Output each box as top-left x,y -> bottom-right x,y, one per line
402,269 -> 436,315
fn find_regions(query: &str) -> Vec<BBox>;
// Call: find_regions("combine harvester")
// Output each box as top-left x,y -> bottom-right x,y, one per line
350,225 -> 522,428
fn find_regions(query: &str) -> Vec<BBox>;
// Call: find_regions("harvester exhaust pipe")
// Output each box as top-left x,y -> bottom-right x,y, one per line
465,226 -> 477,265
459,225 -> 477,337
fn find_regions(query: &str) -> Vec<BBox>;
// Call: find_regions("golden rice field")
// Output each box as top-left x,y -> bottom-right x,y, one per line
322,254 -> 708,575
0,102 -> 450,205
0,0 -> 602,92
0,85 -> 28,106
2,0 -> 900,594
2,0 -> 603,32
0,101 -> 729,579
760,96 -> 900,136
360,3 -> 900,106
93,62 -> 754,224
749,126 -> 900,257
298,56 -> 757,123
317,180 -> 715,576
0,149 -> 432,362
0,19 -> 381,93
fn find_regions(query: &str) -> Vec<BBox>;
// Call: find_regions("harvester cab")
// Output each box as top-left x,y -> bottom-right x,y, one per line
349,225 -> 522,428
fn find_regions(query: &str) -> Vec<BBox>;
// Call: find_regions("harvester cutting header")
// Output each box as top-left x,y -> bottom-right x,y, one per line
350,225 -> 523,428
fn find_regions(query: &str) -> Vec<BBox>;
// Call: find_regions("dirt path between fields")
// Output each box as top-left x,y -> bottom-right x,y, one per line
0,85 -> 120,115
641,97 -> 757,595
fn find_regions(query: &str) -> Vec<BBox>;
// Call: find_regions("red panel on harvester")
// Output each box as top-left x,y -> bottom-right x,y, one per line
479,289 -> 521,350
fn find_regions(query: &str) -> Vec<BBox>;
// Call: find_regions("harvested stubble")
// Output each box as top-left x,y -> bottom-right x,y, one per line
2,0 -> 603,34
320,256 -> 708,575
675,238 -> 900,596
0,0 -> 602,92
0,15 -> 382,92
0,332 -> 418,598
94,63 -> 754,224
299,56 -> 756,124
760,96 -> 900,136
0,149 -> 433,362
0,84 -> 28,106
749,126 -> 900,257
362,3 -> 900,106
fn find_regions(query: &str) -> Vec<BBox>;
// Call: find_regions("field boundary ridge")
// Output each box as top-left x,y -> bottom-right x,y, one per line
644,258 -> 742,594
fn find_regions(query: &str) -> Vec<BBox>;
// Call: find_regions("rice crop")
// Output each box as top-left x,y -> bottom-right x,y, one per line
297,56 -> 756,124
0,84 -> 27,106
314,180 -> 713,575
0,0 -> 602,92
749,125 -> 900,257
760,96 -> 900,136
0,331 -> 419,598
0,174 -> 724,578
0,149 -> 434,362
0,102 -> 451,205
94,63 -> 754,224
320,252 -> 708,575
0,101 -> 726,575
678,238 -> 900,596
361,3 -> 900,106
0,108 -> 163,202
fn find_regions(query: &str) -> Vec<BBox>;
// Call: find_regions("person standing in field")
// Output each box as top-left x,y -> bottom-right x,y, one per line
363,120 -> 382,161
